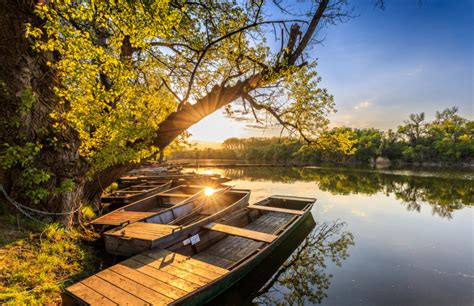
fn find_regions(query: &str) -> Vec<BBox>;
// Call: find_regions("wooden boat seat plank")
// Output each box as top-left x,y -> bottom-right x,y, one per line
203,222 -> 277,243
96,269 -> 172,305
65,282 -> 116,305
107,222 -> 179,239
91,211 -> 157,225
248,205 -> 305,215
122,258 -> 201,293
158,193 -> 192,197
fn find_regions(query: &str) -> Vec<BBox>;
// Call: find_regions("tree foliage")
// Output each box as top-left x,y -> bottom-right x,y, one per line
1,0 -> 356,220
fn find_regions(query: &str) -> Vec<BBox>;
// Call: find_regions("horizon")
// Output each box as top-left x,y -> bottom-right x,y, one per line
189,0 -> 473,143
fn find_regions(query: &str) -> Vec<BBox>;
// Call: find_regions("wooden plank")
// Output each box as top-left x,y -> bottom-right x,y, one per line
193,252 -> 236,269
96,270 -> 171,305
144,250 -> 223,279
248,205 -> 305,215
109,264 -> 186,300
158,193 -> 192,197
80,275 -> 147,305
107,223 -> 178,239
132,254 -> 211,286
65,282 -> 116,305
204,236 -> 263,263
122,258 -> 201,293
203,222 -> 277,243
149,249 -> 229,275
92,211 -> 157,225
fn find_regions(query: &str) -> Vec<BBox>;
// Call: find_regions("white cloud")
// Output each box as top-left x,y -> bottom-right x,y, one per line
354,101 -> 371,110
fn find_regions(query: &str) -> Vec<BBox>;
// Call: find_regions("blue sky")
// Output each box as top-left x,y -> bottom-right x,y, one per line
190,0 -> 473,142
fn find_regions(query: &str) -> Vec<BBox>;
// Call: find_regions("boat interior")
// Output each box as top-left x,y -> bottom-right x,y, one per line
138,189 -> 249,226
123,185 -> 205,213
165,196 -> 315,270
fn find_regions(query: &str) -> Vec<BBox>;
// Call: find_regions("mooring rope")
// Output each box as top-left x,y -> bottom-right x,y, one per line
0,184 -> 82,220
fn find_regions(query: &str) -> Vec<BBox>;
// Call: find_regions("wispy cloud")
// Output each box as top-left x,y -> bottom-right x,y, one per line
354,101 -> 371,110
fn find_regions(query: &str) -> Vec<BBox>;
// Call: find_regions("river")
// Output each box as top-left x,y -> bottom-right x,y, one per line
186,165 -> 473,305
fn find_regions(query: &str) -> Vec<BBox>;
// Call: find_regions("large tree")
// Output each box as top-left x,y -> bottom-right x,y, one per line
0,0 -> 365,225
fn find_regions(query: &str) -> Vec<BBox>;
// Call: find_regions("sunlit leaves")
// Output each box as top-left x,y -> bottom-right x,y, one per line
30,0 -> 182,174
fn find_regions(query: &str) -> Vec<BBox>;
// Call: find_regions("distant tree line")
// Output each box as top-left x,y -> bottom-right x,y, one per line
169,107 -> 473,166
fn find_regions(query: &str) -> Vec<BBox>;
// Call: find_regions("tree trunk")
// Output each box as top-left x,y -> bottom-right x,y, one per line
0,0 -> 88,226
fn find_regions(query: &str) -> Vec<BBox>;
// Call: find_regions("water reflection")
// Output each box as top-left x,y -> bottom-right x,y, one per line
220,167 -> 473,219
210,214 -> 355,305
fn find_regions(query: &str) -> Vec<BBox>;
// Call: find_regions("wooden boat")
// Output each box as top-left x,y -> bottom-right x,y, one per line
90,185 -> 206,229
119,174 -> 231,188
103,188 -> 251,257
101,181 -> 172,211
63,195 -> 315,305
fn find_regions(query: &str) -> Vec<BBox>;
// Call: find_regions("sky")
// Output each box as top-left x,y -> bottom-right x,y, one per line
190,0 -> 473,143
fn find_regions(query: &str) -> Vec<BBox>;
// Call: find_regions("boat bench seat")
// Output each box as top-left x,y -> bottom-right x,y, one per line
203,222 -> 277,243
248,205 -> 305,215
159,193 -> 191,197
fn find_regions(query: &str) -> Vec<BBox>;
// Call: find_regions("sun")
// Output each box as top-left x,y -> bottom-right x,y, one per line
204,187 -> 216,196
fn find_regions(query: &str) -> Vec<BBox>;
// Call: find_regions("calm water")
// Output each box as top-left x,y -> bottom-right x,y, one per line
191,166 -> 473,305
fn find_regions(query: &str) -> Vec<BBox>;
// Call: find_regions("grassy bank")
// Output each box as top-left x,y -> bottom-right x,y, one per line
0,208 -> 108,304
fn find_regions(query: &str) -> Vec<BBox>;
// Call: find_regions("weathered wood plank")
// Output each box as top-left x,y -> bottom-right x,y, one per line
65,282 -> 116,305
158,193 -> 192,197
149,249 -> 229,275
92,211 -> 157,225
132,254 -> 211,286
109,264 -> 186,300
248,205 -> 305,215
80,275 -> 148,305
122,259 -> 200,293
144,250 -> 223,279
193,251 -> 236,269
96,270 -> 171,305
203,222 -> 277,243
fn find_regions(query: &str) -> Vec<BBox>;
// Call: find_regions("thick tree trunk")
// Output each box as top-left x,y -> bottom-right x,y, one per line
0,0 -> 88,226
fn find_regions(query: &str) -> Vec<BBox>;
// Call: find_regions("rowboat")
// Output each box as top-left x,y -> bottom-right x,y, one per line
103,188 -> 251,257
90,185 -> 206,229
101,181 -> 172,211
119,175 -> 231,188
63,195 -> 315,305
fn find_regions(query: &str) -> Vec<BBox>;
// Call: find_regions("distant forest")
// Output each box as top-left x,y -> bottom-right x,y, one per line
170,107 -> 473,166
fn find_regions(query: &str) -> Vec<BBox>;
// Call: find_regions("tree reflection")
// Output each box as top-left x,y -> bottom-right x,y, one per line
222,167 -> 473,218
254,221 -> 354,305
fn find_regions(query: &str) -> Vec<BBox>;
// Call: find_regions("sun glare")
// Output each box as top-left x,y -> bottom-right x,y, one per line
204,187 -> 216,196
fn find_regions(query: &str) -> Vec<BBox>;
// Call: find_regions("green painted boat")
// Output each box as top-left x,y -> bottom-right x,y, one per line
165,195 -> 316,305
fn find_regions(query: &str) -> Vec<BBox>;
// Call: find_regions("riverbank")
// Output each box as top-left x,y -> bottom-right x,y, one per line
0,209 -> 109,304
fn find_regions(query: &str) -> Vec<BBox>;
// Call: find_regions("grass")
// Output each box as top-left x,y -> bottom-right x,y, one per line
0,207 -> 109,304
